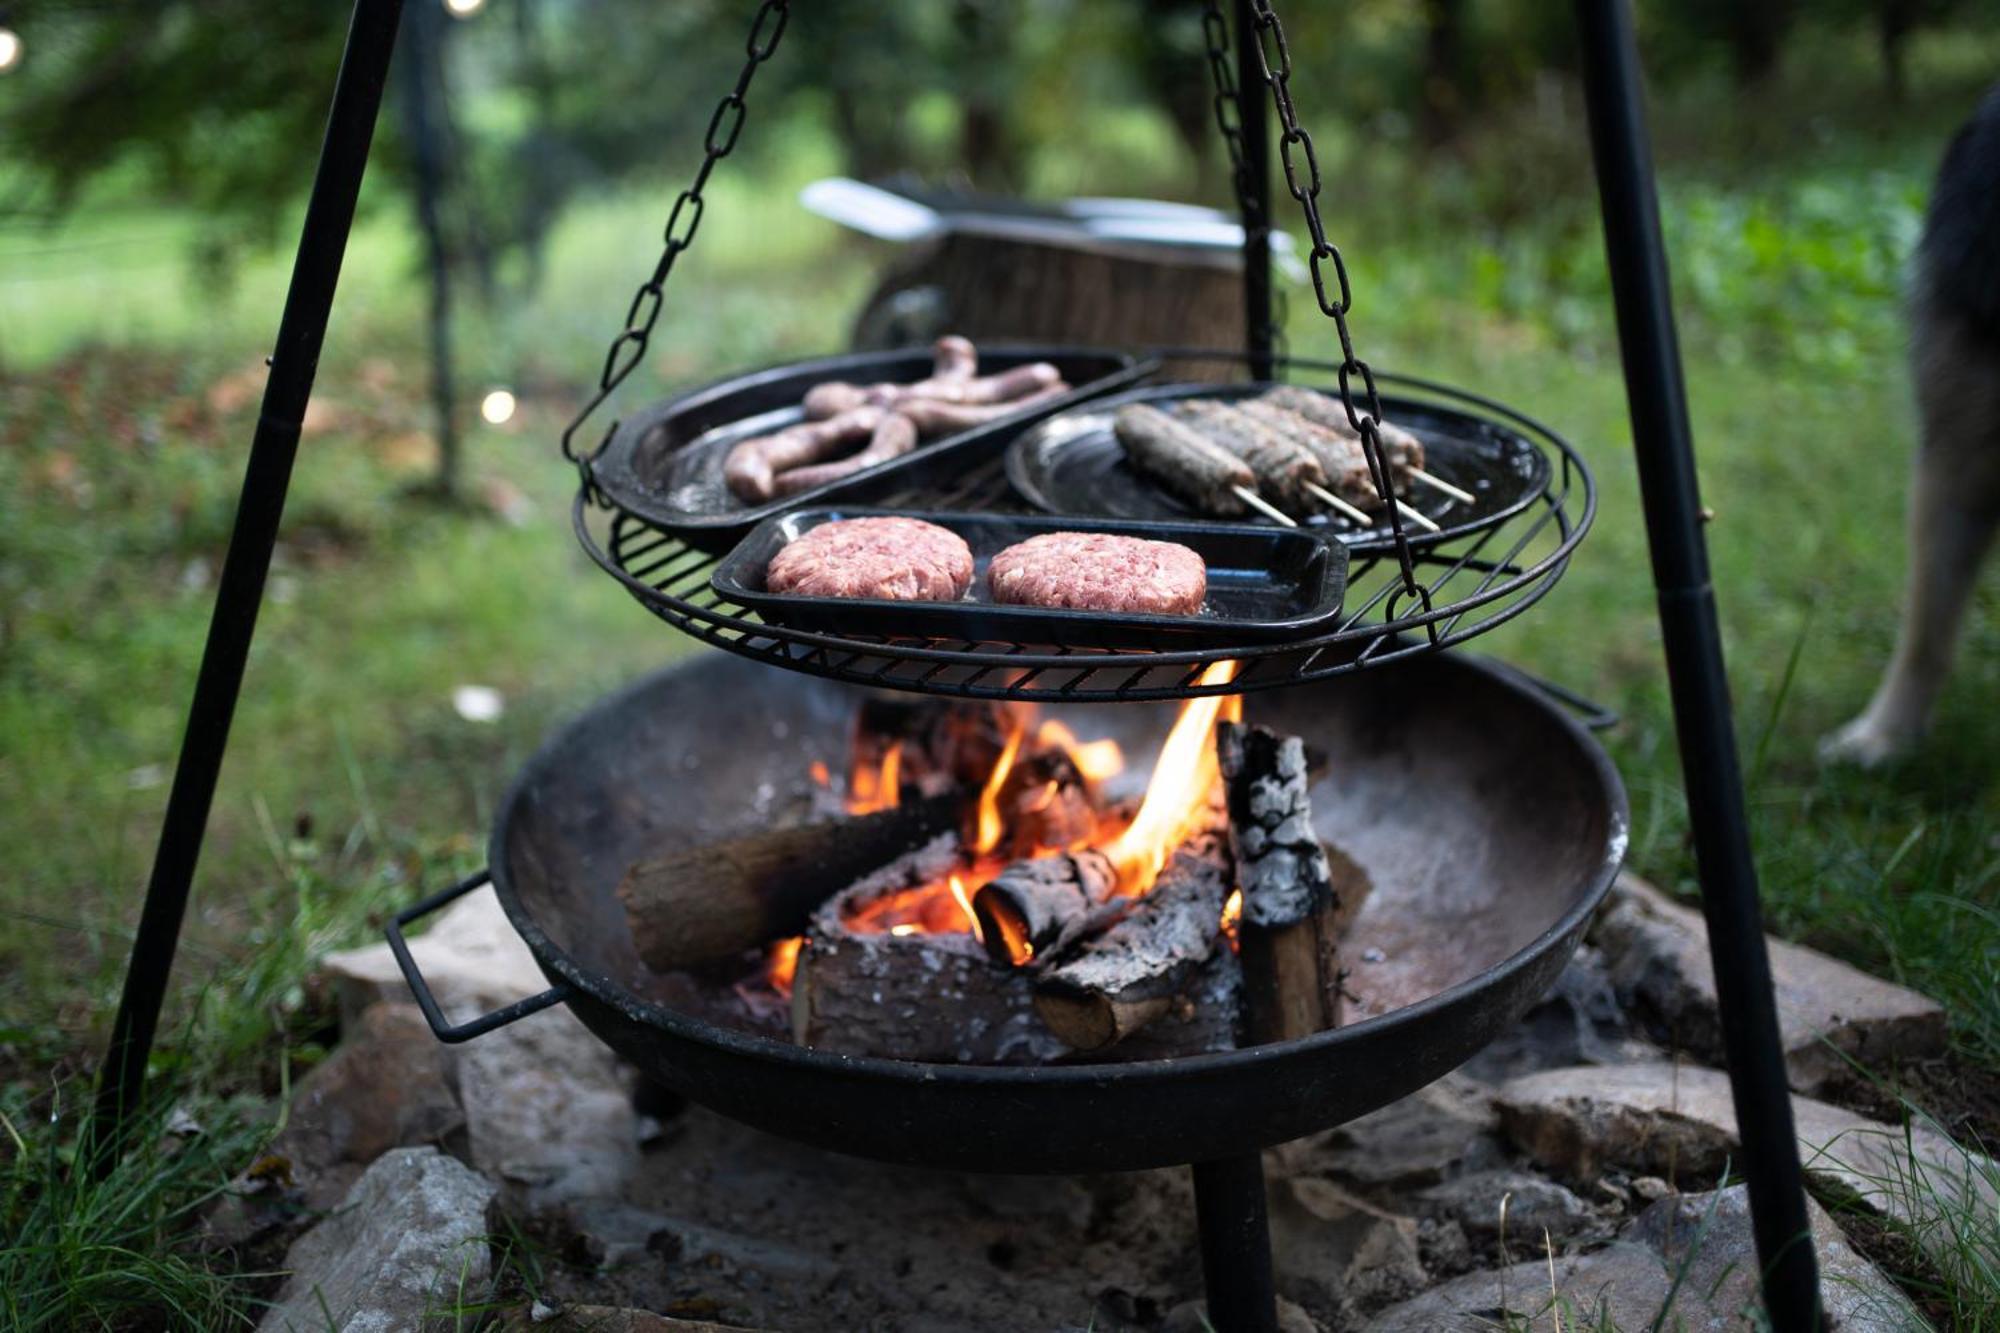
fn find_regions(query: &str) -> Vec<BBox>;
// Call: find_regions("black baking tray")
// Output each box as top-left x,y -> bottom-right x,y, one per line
1005,380 -> 1552,553
589,345 -> 1150,552
709,507 -> 1349,650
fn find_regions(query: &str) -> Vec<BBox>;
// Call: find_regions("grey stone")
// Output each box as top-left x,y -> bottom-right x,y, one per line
1270,1175 -> 1427,1312
1278,1072 -> 1501,1190
495,1305 -> 760,1331
457,1005 -> 637,1206
1461,945 -> 1662,1083
259,1146 -> 498,1333
1365,1185 -> 1927,1332
319,885 -> 548,1029
1164,1295 -> 1321,1333
1417,1170 -> 1593,1248
1495,1061 -> 1997,1278
1595,876 -> 1946,1093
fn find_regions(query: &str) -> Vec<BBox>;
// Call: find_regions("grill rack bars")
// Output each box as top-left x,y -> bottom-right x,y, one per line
577,372 -> 1594,703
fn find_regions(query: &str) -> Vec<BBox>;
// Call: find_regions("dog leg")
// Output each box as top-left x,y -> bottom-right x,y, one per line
1823,315 -> 2000,765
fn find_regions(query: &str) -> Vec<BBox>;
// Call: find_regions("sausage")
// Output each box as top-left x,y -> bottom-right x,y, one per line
898,380 -> 1070,433
769,412 -> 921,496
722,405 -> 884,502
802,362 -> 1063,418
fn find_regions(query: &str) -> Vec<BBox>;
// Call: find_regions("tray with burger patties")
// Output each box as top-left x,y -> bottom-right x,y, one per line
709,506 -> 1349,651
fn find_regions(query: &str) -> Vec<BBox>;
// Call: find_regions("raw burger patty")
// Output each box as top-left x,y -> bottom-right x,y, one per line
988,532 -> 1207,615
765,516 -> 974,602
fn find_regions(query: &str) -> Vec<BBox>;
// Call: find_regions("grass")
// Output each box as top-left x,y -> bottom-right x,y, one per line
2,22 -> 1998,1328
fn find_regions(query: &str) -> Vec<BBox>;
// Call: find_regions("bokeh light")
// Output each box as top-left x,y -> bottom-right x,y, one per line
0,29 -> 24,73
479,388 -> 517,425
443,0 -> 485,17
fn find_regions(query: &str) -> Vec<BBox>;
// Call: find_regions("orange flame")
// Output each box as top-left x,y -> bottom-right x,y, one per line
768,936 -> 803,995
1036,718 -> 1125,785
972,719 -> 1027,855
1102,661 -> 1242,896
809,760 -> 831,787
948,874 -> 983,944
848,741 -> 904,814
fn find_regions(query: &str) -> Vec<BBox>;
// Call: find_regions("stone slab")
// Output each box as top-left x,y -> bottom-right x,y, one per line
319,883 -> 548,1030
1595,876 -> 1946,1093
259,1146 -> 497,1333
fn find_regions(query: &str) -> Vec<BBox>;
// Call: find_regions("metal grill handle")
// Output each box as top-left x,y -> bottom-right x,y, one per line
385,869 -> 572,1043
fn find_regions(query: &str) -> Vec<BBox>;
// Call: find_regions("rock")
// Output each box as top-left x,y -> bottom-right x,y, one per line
1366,1184 -> 1926,1332
456,1005 -> 638,1206
1278,1072 -> 1501,1190
259,1146 -> 498,1333
494,1303 -> 761,1331
1416,1170 -> 1593,1249
1595,876 -> 1946,1093
319,883 -> 547,1029
1629,1187 -> 1927,1333
1270,1175 -> 1427,1313
1461,945 -> 1661,1083
1495,1061 -> 1997,1278
206,1006 -> 465,1255
1163,1295 -> 1321,1333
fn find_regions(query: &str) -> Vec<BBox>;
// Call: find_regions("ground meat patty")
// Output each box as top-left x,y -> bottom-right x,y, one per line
765,517 -> 974,602
988,532 -> 1207,615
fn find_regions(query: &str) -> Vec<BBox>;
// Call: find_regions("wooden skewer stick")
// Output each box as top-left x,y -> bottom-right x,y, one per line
1303,482 -> 1373,527
1408,468 -> 1475,505
1394,499 -> 1442,534
1233,485 -> 1297,527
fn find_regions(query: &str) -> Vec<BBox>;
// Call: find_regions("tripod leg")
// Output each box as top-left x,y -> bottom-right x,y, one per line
1191,1154 -> 1280,1333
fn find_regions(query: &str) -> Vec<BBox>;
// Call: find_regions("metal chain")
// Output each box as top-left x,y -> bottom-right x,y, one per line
1198,1 -> 1286,365
1235,1 -> 1425,596
560,0 -> 790,488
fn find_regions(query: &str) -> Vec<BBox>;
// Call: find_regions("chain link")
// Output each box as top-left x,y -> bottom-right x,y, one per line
1206,1 -> 1423,595
561,0 -> 791,485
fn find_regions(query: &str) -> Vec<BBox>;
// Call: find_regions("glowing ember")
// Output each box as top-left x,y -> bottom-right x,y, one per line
809,760 -> 831,787
1101,661 -> 1241,896
1222,887 -> 1244,946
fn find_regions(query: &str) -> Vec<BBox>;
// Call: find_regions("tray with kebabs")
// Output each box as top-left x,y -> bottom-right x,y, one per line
1005,381 -> 1551,551
587,339 -> 1149,551
709,507 -> 1348,650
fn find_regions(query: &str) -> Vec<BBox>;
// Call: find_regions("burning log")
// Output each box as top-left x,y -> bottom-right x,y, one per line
789,835 -> 1070,1064
617,793 -> 956,973
1217,722 -> 1369,1045
970,848 -> 1117,967
1103,945 -> 1243,1061
1031,831 -> 1235,1052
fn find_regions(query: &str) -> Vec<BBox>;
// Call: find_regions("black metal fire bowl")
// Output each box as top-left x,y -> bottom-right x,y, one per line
399,649 -> 1625,1176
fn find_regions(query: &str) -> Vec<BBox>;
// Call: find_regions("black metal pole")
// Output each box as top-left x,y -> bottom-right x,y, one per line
90,0 -> 406,1160
1571,2 -> 1823,1327
1234,0 -> 1275,380
1191,1154 -> 1279,1333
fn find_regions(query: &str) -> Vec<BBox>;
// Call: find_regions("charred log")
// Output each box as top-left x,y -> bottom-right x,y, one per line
618,794 -> 956,973
1098,944 -> 1243,1062
1031,831 -> 1234,1052
1217,722 -> 1368,1045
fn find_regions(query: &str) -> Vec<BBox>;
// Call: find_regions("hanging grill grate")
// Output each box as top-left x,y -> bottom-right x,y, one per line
576,366 -> 1593,702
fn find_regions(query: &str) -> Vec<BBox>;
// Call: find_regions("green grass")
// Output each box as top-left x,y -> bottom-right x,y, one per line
2,27 -> 1998,1325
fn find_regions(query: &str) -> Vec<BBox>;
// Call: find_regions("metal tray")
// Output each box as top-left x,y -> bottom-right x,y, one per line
1005,381 -> 1552,552
589,345 -> 1147,552
709,507 -> 1348,650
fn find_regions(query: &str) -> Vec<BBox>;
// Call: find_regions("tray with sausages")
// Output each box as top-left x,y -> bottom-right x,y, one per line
709,507 -> 1349,650
588,341 -> 1148,552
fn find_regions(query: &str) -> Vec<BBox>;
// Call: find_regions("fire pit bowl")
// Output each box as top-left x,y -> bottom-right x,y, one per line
393,649 -> 1625,1175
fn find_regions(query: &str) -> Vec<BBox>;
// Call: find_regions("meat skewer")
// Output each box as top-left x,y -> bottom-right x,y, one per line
1258,385 -> 1474,505
1238,400 -> 1443,533
1173,400 -> 1329,514
1110,404 -> 1295,526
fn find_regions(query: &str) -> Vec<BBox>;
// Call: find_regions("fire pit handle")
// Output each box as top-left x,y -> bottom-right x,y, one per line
1481,658 -> 1620,732
386,869 -> 574,1043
